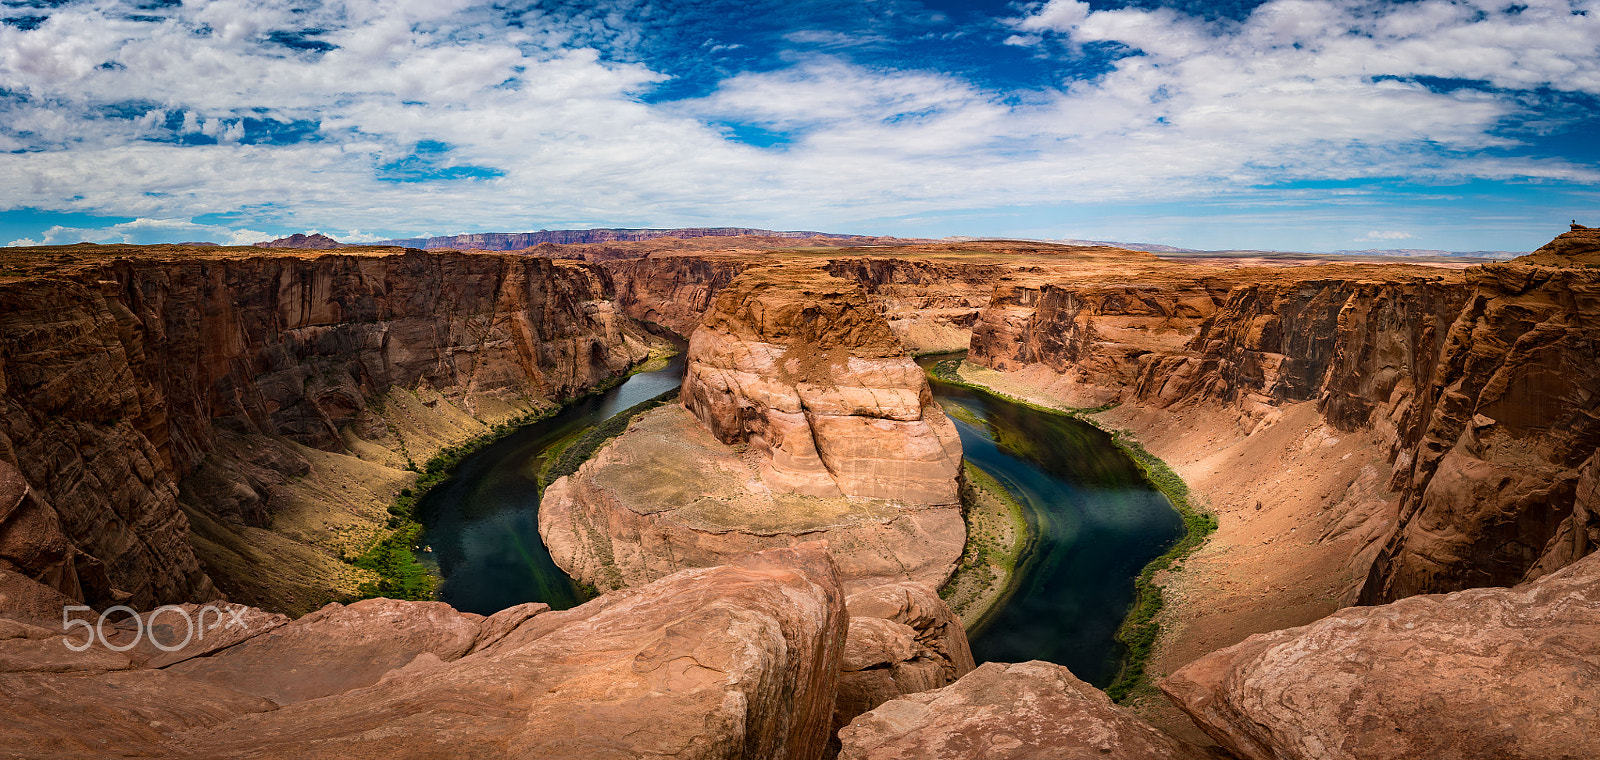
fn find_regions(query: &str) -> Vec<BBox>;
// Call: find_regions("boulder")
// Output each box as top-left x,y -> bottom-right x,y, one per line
1162,551 -> 1600,760
834,582 -> 976,749
175,543 -> 847,759
839,660 -> 1207,760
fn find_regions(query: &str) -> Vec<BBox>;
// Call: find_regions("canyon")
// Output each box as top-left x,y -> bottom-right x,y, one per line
0,227 -> 1596,758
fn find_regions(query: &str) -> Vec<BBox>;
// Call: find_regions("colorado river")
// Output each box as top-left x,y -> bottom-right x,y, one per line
418,351 -> 1182,687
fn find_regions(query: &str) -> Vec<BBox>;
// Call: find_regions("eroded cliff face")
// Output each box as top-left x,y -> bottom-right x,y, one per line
967,238 -> 1600,604
0,248 -> 654,612
1360,256 -> 1600,602
605,252 -> 1003,354
971,276 -> 1236,408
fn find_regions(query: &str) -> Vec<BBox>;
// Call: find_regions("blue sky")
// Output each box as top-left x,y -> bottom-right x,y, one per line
2,0 -> 1597,252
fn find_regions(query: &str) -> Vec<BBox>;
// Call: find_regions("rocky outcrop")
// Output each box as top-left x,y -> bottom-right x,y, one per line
0,249 -> 654,611
839,660 -> 1207,760
542,266 -> 965,596
682,266 -> 963,504
539,404 -> 965,595
1360,259 -> 1600,602
833,582 -> 975,746
1162,550 -> 1600,760
0,544 -> 848,759
252,233 -> 349,249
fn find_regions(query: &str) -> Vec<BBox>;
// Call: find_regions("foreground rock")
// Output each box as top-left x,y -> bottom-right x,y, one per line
834,582 -> 976,743
0,544 -> 847,759
839,660 -> 1207,760
1162,550 -> 1600,760
543,266 -> 965,594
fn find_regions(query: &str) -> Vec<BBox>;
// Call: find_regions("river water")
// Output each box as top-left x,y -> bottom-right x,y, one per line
417,352 -> 1181,687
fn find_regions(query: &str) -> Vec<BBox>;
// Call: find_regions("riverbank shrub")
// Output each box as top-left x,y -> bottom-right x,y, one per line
538,388 -> 681,489
348,352 -> 677,603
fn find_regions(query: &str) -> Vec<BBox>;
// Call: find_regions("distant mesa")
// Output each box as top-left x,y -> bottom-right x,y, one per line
372,227 -> 869,250
254,233 -> 348,249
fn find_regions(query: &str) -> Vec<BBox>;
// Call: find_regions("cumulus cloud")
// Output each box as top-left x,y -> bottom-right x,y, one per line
0,0 -> 1595,240
1364,230 -> 1418,240
20,218 -> 269,246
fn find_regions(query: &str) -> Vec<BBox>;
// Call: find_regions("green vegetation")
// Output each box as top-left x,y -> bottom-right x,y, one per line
940,461 -> 1034,630
538,388 -> 681,489
1103,432 -> 1218,703
925,358 -> 1217,703
348,346 -> 677,602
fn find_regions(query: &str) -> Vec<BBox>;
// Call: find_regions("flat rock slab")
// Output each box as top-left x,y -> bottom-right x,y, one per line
165,597 -> 482,705
839,660 -> 1207,760
1162,551 -> 1600,760
172,544 -> 846,759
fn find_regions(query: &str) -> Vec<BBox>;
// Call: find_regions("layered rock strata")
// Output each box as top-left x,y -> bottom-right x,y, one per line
542,266 -> 965,595
1162,549 -> 1600,760
682,266 -> 963,504
969,242 -> 1600,597
1361,241 -> 1600,601
0,544 -> 847,760
839,660 -> 1207,760
0,248 -> 653,612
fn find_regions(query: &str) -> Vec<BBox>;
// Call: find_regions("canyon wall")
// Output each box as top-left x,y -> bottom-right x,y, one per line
604,253 -> 1002,354
967,234 -> 1600,600
0,249 -> 653,612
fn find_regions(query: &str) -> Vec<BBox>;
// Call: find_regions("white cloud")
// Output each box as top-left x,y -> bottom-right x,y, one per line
1364,230 -> 1418,240
6,238 -> 42,247
0,0 -> 1595,238
26,218 -> 269,246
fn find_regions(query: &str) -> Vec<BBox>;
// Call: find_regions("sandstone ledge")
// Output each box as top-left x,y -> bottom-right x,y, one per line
1161,550 -> 1600,760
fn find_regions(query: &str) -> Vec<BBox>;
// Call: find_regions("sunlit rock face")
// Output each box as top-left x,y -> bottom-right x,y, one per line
540,266 -> 966,595
1162,550 -> 1600,760
682,266 -> 963,506
0,545 -> 848,760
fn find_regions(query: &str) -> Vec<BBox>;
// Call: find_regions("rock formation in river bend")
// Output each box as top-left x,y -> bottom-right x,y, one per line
1162,549 -> 1600,760
0,544 -> 847,759
0,247 -> 654,612
682,266 -> 964,504
540,266 -> 965,594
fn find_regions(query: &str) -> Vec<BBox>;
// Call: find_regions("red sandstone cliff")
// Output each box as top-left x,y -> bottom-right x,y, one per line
0,248 -> 654,612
